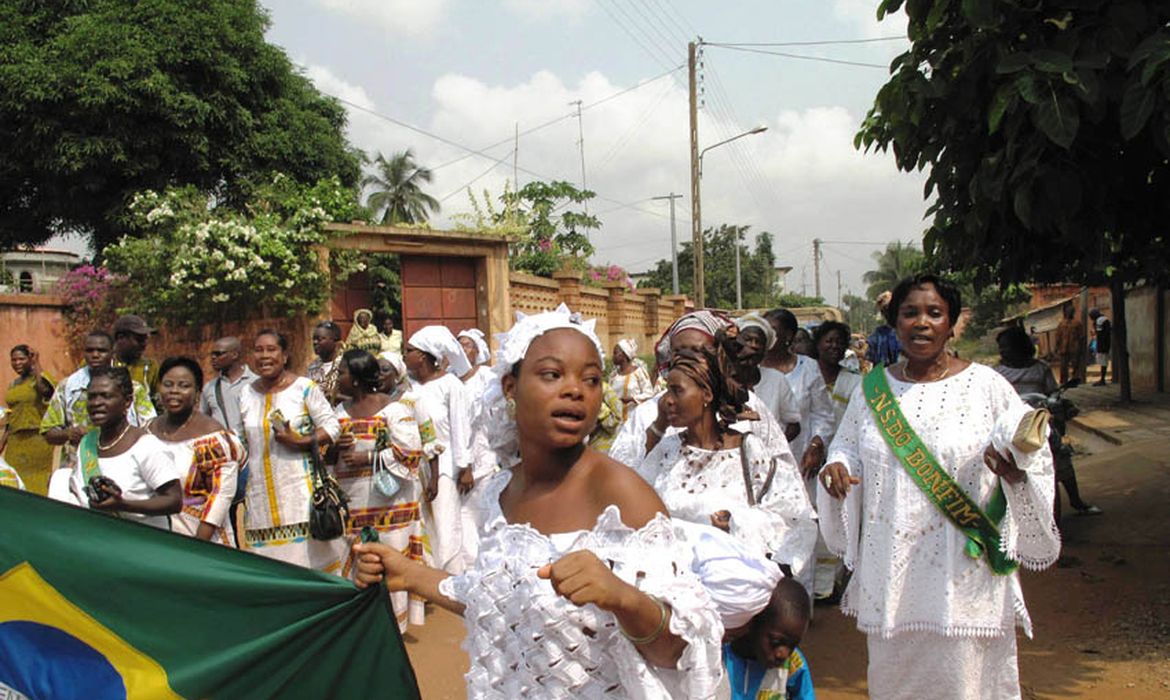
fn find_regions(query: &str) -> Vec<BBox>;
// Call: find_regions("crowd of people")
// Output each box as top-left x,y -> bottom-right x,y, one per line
0,274 -> 1070,699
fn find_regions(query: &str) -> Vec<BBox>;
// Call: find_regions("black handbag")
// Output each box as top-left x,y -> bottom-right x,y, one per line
308,429 -> 349,541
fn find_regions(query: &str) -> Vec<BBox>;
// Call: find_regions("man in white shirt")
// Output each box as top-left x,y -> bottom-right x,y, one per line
199,336 -> 256,438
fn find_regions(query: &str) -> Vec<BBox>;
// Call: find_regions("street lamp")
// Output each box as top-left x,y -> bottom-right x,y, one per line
691,125 -> 767,308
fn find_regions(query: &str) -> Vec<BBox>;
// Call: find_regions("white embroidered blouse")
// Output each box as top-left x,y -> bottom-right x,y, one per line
819,363 -> 1061,639
637,431 -> 817,571
438,470 -> 724,699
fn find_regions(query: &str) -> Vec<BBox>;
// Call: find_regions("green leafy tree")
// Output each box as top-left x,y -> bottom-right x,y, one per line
0,0 -> 361,250
842,293 -> 878,335
502,181 -> 598,276
638,225 -> 789,309
857,0 -> 1170,399
862,242 -> 926,301
362,150 -> 440,225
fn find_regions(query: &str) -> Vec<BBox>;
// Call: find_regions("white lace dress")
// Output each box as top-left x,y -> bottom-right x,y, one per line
438,470 -> 724,699
637,431 -> 817,574
818,363 -> 1061,700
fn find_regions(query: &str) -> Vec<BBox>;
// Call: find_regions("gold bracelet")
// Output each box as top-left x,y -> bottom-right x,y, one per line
620,594 -> 668,645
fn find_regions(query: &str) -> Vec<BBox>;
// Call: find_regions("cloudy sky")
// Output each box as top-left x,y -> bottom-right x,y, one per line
259,0 -> 925,304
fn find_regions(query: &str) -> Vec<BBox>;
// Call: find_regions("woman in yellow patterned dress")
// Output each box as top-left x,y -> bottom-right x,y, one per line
3,345 -> 55,494
331,349 -> 426,631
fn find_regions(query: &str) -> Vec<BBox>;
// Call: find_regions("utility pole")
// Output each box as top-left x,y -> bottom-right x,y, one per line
651,193 -> 683,295
813,238 -> 823,299
513,122 -> 519,191
570,99 -> 588,219
734,229 -> 743,310
688,41 -> 703,307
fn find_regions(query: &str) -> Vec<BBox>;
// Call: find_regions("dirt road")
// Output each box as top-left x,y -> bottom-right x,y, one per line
404,428 -> 1170,698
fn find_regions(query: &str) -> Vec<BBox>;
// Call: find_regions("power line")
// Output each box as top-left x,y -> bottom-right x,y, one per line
705,44 -> 889,69
439,149 -> 515,202
708,36 -> 905,47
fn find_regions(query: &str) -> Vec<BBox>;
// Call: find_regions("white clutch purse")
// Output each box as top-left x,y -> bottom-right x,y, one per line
1011,409 -> 1050,453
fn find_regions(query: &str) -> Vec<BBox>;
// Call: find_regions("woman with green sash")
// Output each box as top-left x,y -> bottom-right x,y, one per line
58,366 -> 182,529
818,274 -> 1061,700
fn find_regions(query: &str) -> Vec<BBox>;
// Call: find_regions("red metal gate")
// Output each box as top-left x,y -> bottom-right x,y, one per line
399,256 -> 480,339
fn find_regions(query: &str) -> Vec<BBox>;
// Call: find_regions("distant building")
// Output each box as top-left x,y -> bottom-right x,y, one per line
774,265 -> 793,294
0,249 -> 81,294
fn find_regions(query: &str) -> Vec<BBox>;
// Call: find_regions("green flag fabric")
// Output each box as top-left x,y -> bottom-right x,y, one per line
0,487 -> 420,699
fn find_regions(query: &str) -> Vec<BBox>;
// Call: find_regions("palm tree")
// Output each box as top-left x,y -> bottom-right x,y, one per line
362,149 -> 440,225
863,241 -> 925,300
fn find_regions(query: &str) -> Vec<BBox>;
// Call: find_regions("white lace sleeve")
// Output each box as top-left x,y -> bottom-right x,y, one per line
820,380 -> 867,569
437,568 -> 478,605
729,434 -> 818,571
986,377 -> 1061,570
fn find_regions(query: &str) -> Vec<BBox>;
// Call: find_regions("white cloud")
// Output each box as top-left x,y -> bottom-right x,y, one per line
832,0 -> 907,38
310,0 -> 448,37
309,63 -> 927,299
503,0 -> 590,21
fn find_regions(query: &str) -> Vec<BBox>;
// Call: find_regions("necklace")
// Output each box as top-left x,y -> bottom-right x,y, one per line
99,422 -> 132,451
681,431 -> 724,472
900,359 -> 950,383
158,410 -> 195,439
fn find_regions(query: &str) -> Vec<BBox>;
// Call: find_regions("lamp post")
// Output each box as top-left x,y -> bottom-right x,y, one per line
651,193 -> 683,295
692,125 -> 767,309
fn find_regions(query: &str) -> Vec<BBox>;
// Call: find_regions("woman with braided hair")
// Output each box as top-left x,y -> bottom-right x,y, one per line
635,326 -> 816,576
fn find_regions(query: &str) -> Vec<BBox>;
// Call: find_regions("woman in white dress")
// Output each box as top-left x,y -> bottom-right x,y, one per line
609,338 -> 655,421
405,326 -> 473,575
354,306 -> 723,699
238,329 -> 341,570
60,366 -> 181,530
330,349 -> 426,631
761,309 -> 835,474
819,274 -> 1061,700
149,357 -> 242,546
458,328 -> 500,566
637,329 -> 817,576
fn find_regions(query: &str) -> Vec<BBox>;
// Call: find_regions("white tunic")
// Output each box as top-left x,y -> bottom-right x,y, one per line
638,431 -> 817,572
438,470 -> 724,699
753,367 -> 802,425
64,433 -> 180,530
819,363 -> 1061,639
773,355 -> 835,463
415,372 -> 472,573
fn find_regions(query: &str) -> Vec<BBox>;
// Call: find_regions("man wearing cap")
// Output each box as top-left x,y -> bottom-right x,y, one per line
112,314 -> 160,398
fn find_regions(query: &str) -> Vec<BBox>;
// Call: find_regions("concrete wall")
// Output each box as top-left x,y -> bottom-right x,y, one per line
0,294 -> 75,390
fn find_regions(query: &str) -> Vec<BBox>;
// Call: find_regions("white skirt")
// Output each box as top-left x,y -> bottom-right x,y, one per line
867,631 -> 1020,700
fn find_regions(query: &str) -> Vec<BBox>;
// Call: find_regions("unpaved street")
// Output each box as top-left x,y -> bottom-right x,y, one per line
405,427 -> 1170,699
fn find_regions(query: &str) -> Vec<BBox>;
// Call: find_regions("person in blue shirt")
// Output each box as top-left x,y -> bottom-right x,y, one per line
723,577 -> 814,700
865,291 -> 902,367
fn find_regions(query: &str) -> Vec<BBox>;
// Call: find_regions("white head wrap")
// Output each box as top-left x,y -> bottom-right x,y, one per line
483,304 -> 605,463
614,338 -> 638,363
406,325 -> 472,378
735,311 -> 777,350
674,520 -> 783,630
378,351 -> 408,384
458,328 -> 491,366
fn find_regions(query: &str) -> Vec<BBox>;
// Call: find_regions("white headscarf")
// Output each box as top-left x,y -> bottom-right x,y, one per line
458,328 -> 491,366
735,311 -> 777,350
378,351 -> 408,384
407,325 -> 472,378
483,304 -> 605,463
615,338 -> 638,363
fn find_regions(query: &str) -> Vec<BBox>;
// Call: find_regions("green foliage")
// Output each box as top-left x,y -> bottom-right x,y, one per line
775,292 -> 827,309
362,150 -> 440,225
366,254 -> 402,317
961,280 -> 1032,340
862,241 -> 927,301
502,181 -> 599,276
0,0 -> 362,250
841,293 -> 879,335
104,175 -> 361,324
858,0 -> 1170,287
638,226 -> 785,310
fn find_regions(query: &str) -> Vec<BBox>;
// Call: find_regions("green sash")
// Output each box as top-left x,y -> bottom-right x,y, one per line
78,430 -> 102,483
863,368 -> 1019,576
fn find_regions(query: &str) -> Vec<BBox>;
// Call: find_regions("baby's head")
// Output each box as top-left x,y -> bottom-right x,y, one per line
731,578 -> 810,668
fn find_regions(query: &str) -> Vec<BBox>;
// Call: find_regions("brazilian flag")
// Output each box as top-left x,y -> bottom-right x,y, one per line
0,487 -> 420,699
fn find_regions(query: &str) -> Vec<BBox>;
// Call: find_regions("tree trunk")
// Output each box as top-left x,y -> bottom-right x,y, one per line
1110,277 -> 1131,402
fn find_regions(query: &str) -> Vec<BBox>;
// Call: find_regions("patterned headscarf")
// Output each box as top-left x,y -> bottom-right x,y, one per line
654,309 -> 734,374
668,325 -> 759,429
458,328 -> 491,366
407,325 -> 472,378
